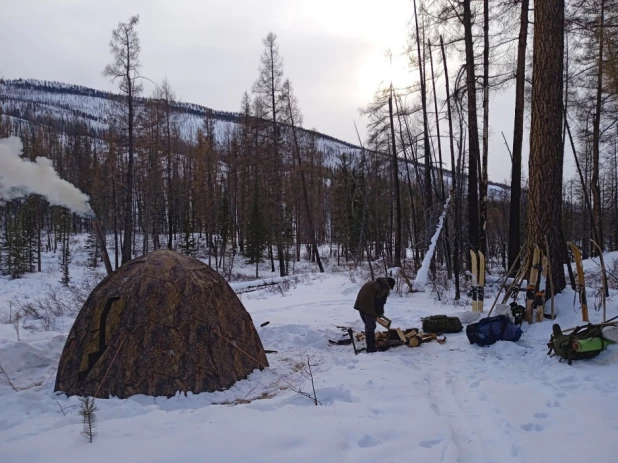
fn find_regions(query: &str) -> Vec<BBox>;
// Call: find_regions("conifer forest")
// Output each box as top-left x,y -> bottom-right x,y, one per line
1,0 -> 618,298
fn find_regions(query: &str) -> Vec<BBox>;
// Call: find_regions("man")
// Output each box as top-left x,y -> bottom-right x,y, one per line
353,277 -> 395,353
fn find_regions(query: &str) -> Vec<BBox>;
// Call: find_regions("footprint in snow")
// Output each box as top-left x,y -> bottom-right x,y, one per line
521,423 -> 544,432
546,399 -> 561,408
371,408 -> 385,416
534,412 -> 549,419
358,435 -> 382,448
419,438 -> 444,448
556,392 -> 567,398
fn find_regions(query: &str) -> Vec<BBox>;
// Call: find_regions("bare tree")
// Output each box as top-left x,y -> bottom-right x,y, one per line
103,15 -> 143,265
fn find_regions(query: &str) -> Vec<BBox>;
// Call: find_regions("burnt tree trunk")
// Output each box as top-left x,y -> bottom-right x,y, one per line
508,0 -> 529,274
527,0 -> 566,292
591,0 -> 606,253
479,0 -> 489,257
463,0 -> 481,256
389,88 -> 403,268
440,35 -> 460,300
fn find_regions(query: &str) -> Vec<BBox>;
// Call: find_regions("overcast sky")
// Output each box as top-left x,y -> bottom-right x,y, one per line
1,0 -> 578,184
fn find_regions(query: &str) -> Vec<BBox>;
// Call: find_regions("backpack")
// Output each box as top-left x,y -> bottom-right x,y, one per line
466,314 -> 523,347
421,315 -> 463,334
547,323 -> 610,365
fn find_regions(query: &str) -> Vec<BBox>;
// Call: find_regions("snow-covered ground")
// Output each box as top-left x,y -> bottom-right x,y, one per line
1,242 -> 618,462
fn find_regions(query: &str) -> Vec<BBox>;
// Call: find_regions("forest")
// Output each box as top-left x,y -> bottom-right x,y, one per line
1,0 -> 618,298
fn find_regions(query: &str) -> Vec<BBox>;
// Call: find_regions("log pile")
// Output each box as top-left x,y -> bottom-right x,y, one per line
333,327 -> 446,352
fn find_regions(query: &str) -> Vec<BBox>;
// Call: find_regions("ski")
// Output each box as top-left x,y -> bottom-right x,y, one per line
526,245 -> 541,324
590,239 -> 607,322
568,242 -> 589,322
470,249 -> 478,312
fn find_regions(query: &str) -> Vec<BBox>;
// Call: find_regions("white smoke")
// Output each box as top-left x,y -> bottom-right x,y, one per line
0,136 -> 94,217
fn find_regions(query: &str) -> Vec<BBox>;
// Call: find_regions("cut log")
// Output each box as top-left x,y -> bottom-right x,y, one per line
376,316 -> 392,329
408,335 -> 422,347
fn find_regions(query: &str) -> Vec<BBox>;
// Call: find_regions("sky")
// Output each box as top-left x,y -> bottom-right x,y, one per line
0,0 -> 575,185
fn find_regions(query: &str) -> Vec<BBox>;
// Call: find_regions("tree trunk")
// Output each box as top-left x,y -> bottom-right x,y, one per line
122,57 -> 134,265
389,88 -> 403,268
592,0 -> 606,253
479,0 -> 489,257
508,0 -> 529,274
440,35 -> 460,300
527,0 -> 566,292
413,0 -> 433,220
463,0 -> 481,255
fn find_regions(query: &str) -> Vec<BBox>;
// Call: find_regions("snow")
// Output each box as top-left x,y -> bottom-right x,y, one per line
413,194 -> 452,292
2,241 -> 618,462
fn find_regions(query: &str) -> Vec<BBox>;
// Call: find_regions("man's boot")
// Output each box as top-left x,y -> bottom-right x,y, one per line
365,331 -> 377,353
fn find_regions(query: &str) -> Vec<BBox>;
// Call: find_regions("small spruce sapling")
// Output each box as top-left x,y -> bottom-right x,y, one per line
78,396 -> 98,443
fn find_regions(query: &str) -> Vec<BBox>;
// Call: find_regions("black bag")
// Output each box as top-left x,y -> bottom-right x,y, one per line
466,314 -> 523,347
421,315 -> 463,334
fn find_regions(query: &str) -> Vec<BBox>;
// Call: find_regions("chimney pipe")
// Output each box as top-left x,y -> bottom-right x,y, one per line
92,219 -> 113,275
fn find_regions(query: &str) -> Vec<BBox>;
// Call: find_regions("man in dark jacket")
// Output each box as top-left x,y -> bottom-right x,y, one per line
353,277 -> 395,352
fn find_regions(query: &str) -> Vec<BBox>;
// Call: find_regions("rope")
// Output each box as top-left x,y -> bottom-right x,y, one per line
212,328 -> 307,393
94,333 -> 128,398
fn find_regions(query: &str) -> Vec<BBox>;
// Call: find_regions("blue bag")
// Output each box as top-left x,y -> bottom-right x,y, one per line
466,314 -> 523,347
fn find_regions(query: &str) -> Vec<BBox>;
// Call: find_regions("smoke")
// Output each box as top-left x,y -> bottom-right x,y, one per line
0,136 -> 94,217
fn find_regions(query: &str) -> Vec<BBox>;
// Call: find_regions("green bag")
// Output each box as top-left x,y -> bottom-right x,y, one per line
547,323 -> 613,365
421,315 -> 463,334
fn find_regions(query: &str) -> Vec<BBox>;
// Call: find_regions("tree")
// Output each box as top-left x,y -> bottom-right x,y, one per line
462,0 -> 481,254
281,79 -> 324,272
103,14 -> 142,266
252,33 -> 287,277
508,0 -> 530,272
526,0 -> 566,291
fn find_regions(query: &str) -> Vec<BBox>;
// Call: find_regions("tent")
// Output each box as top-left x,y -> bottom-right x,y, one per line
54,249 -> 268,399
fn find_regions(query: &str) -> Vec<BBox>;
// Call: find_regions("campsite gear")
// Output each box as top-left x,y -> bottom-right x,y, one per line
54,249 -> 268,399
547,322 -> 615,365
510,303 -> 526,326
260,321 -> 270,327
602,326 -> 618,343
487,245 -> 526,316
525,245 -> 541,324
470,249 -> 485,312
590,239 -> 608,321
568,242 -> 589,322
353,278 -> 393,318
421,315 -> 463,334
466,314 -> 523,347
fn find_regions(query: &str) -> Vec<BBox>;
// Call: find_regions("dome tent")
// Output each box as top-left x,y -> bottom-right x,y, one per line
54,249 -> 268,399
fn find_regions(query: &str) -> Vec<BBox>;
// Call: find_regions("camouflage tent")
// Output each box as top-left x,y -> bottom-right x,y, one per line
54,249 -> 268,399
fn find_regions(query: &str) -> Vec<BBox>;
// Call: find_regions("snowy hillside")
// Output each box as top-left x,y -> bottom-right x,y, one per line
0,78 -> 511,193
1,240 -> 617,462
0,78 -> 363,163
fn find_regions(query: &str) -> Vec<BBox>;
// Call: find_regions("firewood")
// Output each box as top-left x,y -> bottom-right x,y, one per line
396,328 -> 407,343
408,335 -> 421,347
